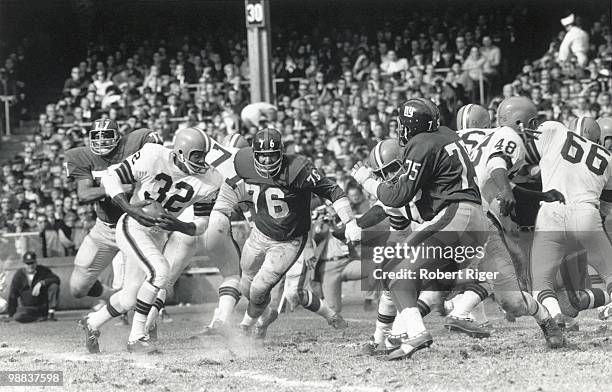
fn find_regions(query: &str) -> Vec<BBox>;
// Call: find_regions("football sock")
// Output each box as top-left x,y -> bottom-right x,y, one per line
398,307 -> 426,338
449,285 -> 487,319
240,311 -> 257,328
521,292 -> 549,323
146,289 -> 166,331
130,281 -> 159,342
88,294 -> 122,330
535,290 -> 562,318
217,278 -> 241,323
374,312 -> 395,345
577,288 -> 610,309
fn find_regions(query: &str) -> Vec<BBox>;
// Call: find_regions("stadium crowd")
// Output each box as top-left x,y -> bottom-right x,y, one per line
0,6 -> 610,261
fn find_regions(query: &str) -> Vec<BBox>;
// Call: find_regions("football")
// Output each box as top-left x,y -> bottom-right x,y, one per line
140,200 -> 166,219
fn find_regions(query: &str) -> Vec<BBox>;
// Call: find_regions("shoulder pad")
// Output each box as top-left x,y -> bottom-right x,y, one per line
284,154 -> 311,184
64,147 -> 93,166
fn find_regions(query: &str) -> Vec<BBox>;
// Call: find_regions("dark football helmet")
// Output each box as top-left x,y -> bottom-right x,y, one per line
397,98 -> 440,146
253,128 -> 283,178
368,138 -> 406,183
90,119 -> 120,156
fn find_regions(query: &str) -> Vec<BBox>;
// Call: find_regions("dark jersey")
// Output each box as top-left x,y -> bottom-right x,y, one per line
375,126 -> 481,221
234,148 -> 346,241
64,128 -> 161,223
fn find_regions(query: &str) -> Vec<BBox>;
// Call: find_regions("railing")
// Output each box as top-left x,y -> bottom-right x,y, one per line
0,95 -> 16,136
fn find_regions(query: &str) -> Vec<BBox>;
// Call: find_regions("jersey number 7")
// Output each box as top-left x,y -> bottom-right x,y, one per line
445,142 -> 477,189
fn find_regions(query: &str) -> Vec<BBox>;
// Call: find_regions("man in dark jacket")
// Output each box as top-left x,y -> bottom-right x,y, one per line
7,251 -> 60,322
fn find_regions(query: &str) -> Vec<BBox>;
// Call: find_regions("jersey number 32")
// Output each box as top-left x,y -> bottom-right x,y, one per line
144,173 -> 194,212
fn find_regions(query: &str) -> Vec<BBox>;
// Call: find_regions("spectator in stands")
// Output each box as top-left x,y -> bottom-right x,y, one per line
63,67 -> 85,97
6,211 -> 31,233
558,13 -> 589,68
6,251 -> 60,322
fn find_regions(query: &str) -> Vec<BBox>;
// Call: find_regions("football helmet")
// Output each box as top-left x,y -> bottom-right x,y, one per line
90,119 -> 120,156
253,128 -> 283,178
569,116 -> 601,143
456,104 -> 491,130
368,139 -> 406,183
397,98 -> 440,146
223,133 -> 250,149
597,117 -> 612,144
173,127 -> 212,174
496,96 -> 538,133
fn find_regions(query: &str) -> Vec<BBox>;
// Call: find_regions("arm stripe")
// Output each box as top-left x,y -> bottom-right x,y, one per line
120,161 -> 135,183
116,167 -> 129,184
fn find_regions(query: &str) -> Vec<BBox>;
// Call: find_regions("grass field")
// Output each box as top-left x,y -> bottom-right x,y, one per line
1,299 -> 611,392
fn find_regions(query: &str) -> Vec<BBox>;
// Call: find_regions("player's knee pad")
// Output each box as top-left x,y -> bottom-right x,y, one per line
69,266 -> 94,298
495,291 -> 529,316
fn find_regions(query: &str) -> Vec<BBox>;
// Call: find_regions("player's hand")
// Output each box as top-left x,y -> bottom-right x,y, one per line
121,184 -> 135,194
496,189 -> 516,216
344,219 -> 361,243
31,282 -> 43,297
156,212 -> 188,233
542,189 -> 565,204
127,200 -> 159,227
351,162 -> 372,184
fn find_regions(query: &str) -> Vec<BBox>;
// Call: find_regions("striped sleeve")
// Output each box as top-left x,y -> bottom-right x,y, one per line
114,160 -> 136,184
193,201 -> 215,217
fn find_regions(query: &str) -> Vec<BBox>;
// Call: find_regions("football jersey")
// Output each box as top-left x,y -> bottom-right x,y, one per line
533,121 -> 612,205
374,199 -> 423,231
375,126 -> 481,221
215,148 -> 346,241
460,126 -> 526,209
64,128 -> 161,223
113,143 -> 222,219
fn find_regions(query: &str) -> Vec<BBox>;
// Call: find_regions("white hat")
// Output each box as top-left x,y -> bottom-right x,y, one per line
561,14 -> 575,26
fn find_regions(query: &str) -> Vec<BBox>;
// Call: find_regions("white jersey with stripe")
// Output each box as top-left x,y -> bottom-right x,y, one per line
374,197 -> 423,231
534,121 -> 612,205
459,126 -> 526,209
115,143 -> 222,218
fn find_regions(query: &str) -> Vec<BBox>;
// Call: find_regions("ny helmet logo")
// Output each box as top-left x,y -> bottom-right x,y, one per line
404,106 -> 415,117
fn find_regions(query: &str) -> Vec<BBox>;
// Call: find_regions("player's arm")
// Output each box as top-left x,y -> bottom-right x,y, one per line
157,200 -> 214,236
355,147 -> 429,208
356,204 -> 388,228
295,163 -> 360,241
100,147 -> 159,226
64,151 -> 109,203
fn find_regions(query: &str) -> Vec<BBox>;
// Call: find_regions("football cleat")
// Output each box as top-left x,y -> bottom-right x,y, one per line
238,323 -> 253,337
253,310 -> 279,340
148,322 -> 158,341
127,336 -> 159,354
539,317 -> 565,349
79,315 -> 101,354
598,303 -> 612,320
192,319 -> 233,339
444,315 -> 491,338
361,336 -> 392,356
386,331 -> 433,361
327,313 -> 348,329
553,314 -> 579,332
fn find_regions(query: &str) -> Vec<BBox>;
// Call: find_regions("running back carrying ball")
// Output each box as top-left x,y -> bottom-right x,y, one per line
141,200 -> 166,220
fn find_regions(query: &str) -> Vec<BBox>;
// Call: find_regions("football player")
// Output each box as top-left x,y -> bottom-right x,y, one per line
527,119 -> 612,347
146,131 -> 251,339
80,128 -> 222,353
64,119 -> 162,301
457,97 -> 566,347
352,98 -> 492,360
210,127 -> 360,339
456,103 -> 491,131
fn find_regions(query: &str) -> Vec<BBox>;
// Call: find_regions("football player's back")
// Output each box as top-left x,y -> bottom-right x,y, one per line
536,121 -> 612,204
